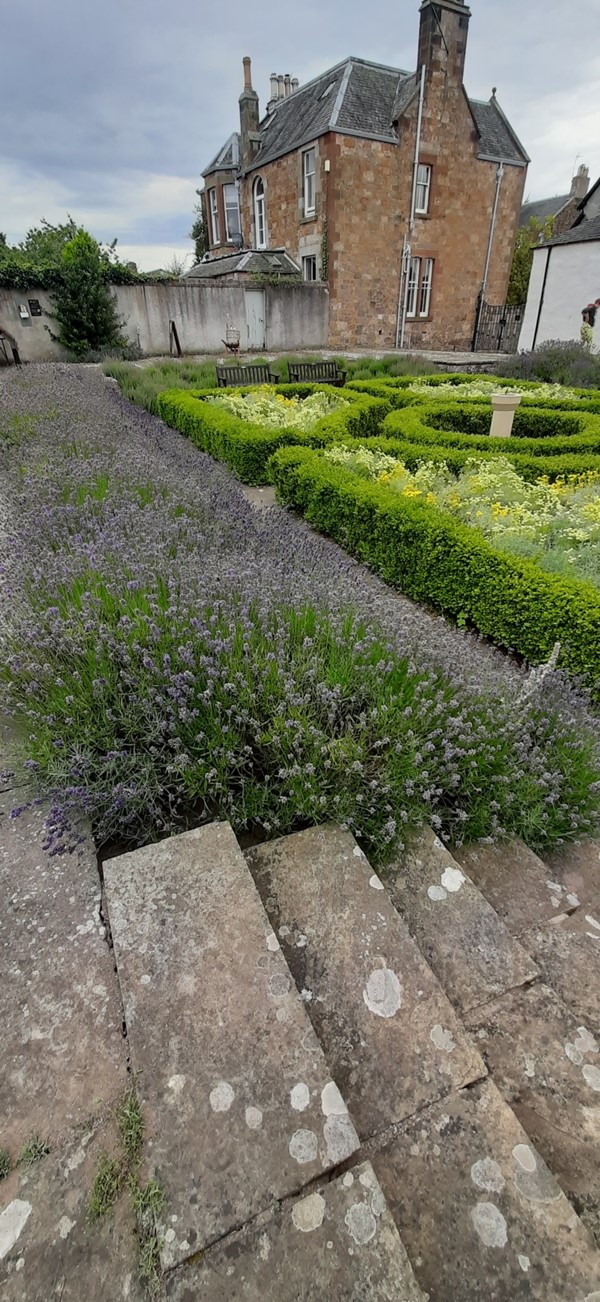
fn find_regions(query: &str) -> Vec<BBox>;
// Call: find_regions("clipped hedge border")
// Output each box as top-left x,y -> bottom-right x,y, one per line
379,402 -> 600,470
347,375 -> 600,413
336,433 -> 600,484
269,445 -> 600,690
155,384 -> 392,484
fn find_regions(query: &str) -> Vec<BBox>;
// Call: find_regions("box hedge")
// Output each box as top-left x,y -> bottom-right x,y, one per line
269,445 -> 600,691
347,374 -> 600,413
155,384 -> 392,484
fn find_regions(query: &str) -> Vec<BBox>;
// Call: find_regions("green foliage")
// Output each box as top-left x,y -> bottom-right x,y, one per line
19,1134 -> 50,1167
320,218 -> 329,281
269,445 -> 600,693
88,1154 -> 124,1220
506,214 -> 555,306
0,217 -> 147,290
117,1088 -> 144,1162
52,230 -> 124,358
498,340 -> 600,389
189,189 -> 208,262
156,385 -> 391,484
133,1179 -> 165,1297
0,1148 -> 10,1180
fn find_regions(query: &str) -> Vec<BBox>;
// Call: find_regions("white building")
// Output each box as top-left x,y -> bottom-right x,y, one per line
518,179 -> 600,351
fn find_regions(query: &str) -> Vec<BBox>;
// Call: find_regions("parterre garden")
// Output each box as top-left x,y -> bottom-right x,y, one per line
2,360 -> 600,867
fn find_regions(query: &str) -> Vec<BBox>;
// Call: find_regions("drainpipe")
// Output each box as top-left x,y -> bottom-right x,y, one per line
472,161 -> 504,350
397,63 -> 426,349
531,246 -> 552,351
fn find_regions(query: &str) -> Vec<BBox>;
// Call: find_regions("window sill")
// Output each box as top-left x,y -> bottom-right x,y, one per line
300,212 -> 318,224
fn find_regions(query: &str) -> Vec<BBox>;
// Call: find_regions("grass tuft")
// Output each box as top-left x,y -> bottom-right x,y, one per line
133,1178 -> 166,1297
117,1087 -> 144,1162
19,1134 -> 50,1168
0,1148 -> 11,1180
88,1153 -> 124,1220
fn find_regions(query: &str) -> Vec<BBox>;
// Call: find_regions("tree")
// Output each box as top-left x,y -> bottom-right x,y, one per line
189,190 -> 208,263
506,214 -> 555,306
18,217 -> 79,265
52,229 -> 123,357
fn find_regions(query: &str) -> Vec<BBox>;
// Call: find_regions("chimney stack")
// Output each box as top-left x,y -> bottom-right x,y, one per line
239,56 -> 260,171
571,163 -> 590,201
418,0 -> 471,88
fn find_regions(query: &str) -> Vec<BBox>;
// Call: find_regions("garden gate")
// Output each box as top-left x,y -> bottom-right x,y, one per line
472,300 -> 524,353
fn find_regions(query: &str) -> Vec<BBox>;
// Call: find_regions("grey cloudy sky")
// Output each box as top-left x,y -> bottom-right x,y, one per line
2,0 -> 599,269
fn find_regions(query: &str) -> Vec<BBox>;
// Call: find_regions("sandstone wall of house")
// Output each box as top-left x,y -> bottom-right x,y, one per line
241,145 -> 325,275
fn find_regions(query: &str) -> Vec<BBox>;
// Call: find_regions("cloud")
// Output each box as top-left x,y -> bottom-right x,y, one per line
2,0 -> 599,261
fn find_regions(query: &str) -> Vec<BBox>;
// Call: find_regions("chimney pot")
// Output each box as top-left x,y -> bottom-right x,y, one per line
571,163 -> 590,200
291,77 -> 299,93
277,74 -> 285,99
270,73 -> 278,99
284,73 -> 291,97
242,56 -> 252,91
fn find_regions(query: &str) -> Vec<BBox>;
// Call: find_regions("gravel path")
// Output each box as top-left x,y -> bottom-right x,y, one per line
1,362 -> 528,701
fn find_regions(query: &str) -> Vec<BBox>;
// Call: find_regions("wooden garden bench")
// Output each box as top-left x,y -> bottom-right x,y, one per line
216,363 -> 277,387
287,360 -> 347,386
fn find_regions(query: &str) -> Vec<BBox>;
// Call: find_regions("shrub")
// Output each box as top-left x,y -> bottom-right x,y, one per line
270,445 -> 600,693
155,385 -> 391,484
52,230 -> 124,358
498,340 -> 600,389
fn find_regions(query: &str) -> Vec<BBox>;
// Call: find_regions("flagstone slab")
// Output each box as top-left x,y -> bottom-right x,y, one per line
453,838 -> 580,936
166,1161 -> 425,1301
466,982 -> 600,1244
522,908 -> 600,1028
370,1078 -> 600,1302
104,822 -> 360,1271
0,790 -> 127,1154
0,1112 -> 144,1302
544,839 -> 600,914
386,827 -> 539,1014
247,825 -> 485,1141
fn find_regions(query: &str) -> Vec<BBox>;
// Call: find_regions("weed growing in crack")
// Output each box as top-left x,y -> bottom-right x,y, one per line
19,1135 -> 50,1168
0,1148 -> 11,1180
132,1178 -> 166,1298
88,1154 -> 124,1220
117,1087 -> 144,1162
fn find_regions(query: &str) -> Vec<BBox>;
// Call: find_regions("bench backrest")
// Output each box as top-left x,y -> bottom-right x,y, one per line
288,361 -> 345,383
216,364 -> 275,387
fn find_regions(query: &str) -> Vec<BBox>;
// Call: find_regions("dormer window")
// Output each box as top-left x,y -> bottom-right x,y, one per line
253,176 -> 266,249
303,148 -> 316,217
415,164 -> 432,215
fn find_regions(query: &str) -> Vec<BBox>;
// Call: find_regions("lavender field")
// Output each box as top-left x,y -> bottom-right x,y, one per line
1,363 -> 599,860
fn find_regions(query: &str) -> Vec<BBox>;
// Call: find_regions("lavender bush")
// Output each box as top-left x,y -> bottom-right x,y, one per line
1,364 -> 599,859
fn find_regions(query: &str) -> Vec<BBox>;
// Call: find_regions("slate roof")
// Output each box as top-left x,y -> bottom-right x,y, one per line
204,57 -> 528,175
202,132 -> 240,177
184,249 -> 300,279
540,214 -> 600,248
519,193 -> 571,228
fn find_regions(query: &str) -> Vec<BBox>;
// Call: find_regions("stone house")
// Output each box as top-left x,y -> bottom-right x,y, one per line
201,0 -> 529,350
519,176 -> 600,352
519,164 -> 590,238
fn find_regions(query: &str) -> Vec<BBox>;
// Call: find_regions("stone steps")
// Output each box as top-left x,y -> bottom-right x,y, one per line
465,982 -> 600,1246
247,824 -> 485,1140
245,823 -> 600,1300
0,790 -> 127,1155
453,837 -> 582,936
369,1078 -> 600,1302
386,826 -> 539,1014
103,822 -> 361,1272
166,1161 -> 426,1301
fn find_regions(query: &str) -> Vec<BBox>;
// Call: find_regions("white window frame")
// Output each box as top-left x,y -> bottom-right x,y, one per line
253,176 -> 266,249
419,258 -> 434,317
406,257 -> 421,318
415,164 -> 432,215
303,147 -> 316,217
302,255 -> 317,281
223,183 -> 241,243
208,188 -> 219,245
